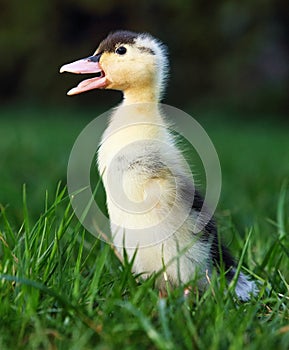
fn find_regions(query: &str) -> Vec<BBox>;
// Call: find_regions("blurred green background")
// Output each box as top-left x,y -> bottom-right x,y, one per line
1,0 -> 288,111
1,0 -> 288,226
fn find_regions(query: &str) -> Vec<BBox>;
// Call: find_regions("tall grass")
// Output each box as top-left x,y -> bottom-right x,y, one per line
0,184 -> 288,349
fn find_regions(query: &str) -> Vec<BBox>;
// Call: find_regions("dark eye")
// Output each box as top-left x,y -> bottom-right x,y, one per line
115,46 -> 127,55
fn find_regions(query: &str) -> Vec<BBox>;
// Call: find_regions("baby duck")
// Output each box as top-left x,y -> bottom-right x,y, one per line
60,30 -> 256,300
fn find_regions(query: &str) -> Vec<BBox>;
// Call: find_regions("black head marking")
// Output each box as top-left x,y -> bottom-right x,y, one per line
97,30 -> 156,55
137,46 -> 155,55
98,30 -> 138,53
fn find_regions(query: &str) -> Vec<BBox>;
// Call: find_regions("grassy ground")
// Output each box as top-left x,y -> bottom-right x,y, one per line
0,106 -> 289,349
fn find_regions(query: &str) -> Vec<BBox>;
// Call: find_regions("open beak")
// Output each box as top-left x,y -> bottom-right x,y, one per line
59,54 -> 107,95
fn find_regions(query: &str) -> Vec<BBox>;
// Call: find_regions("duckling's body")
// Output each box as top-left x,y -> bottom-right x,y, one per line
60,30 -> 257,300
98,102 -> 210,291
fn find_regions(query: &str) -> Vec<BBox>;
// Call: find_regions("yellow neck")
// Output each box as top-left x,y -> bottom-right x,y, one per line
123,85 -> 160,105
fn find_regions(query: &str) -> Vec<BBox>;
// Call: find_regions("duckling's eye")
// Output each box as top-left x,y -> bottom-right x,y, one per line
115,46 -> 127,55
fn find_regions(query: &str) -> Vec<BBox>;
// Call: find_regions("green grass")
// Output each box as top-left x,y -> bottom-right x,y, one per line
0,107 -> 289,349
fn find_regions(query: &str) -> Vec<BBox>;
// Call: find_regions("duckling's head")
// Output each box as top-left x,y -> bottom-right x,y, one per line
60,30 -> 168,102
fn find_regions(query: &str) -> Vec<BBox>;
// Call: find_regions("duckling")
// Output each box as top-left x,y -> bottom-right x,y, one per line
60,30 -> 257,300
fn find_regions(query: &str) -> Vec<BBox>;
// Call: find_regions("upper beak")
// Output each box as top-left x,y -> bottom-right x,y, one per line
60,53 -> 107,95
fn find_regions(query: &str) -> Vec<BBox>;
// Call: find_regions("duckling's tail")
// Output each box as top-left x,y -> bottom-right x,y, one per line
233,269 -> 258,301
211,239 -> 257,301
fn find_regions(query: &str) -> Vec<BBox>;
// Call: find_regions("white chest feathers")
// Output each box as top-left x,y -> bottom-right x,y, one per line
97,103 -> 210,282
98,104 -> 190,235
